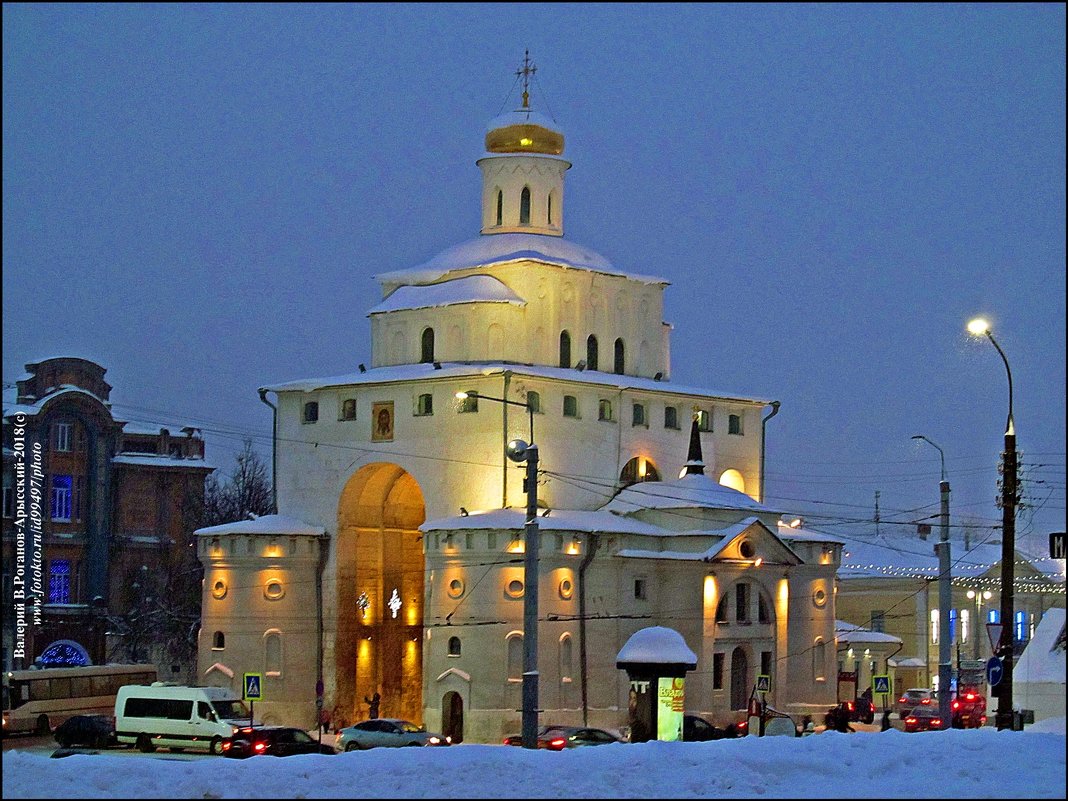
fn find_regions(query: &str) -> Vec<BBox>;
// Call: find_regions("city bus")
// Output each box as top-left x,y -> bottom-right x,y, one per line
2,664 -> 158,735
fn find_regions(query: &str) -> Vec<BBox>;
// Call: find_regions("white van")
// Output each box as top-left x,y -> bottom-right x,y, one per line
115,683 -> 256,754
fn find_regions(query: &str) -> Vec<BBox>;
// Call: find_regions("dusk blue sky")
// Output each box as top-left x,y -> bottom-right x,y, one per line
4,4 -> 1065,559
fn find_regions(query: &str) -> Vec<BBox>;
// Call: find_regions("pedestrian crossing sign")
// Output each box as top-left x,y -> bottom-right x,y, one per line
756,674 -> 771,693
243,672 -> 264,701
873,674 -> 891,695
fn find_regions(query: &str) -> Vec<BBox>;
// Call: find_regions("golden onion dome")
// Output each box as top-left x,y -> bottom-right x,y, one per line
484,109 -> 565,156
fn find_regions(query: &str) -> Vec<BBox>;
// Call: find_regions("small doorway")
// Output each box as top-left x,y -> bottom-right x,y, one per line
730,647 -> 749,711
441,691 -> 464,744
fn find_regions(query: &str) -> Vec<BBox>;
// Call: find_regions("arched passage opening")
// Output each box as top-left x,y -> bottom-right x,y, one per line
730,646 -> 749,711
441,690 -> 464,743
336,463 -> 426,727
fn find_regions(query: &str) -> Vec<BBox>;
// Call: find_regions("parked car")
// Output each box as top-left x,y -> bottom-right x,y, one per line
903,705 -> 946,733
336,719 -> 451,751
52,715 -> 115,749
503,725 -> 624,750
951,689 -> 987,729
221,726 -> 335,758
895,688 -> 933,717
683,714 -> 733,742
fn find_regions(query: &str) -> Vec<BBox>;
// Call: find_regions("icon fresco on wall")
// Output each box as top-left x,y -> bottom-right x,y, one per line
372,401 -> 394,442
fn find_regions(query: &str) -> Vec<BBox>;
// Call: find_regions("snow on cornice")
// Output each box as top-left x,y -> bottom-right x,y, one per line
603,473 -> 781,515
3,385 -> 112,420
373,233 -> 667,286
261,361 -> 770,405
195,514 -> 325,538
367,275 -> 526,316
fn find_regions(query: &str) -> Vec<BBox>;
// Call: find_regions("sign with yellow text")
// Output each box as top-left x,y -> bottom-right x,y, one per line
656,677 -> 685,741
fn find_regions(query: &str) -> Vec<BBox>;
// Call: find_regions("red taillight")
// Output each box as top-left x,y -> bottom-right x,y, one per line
965,693 -> 975,700
846,701 -> 854,711
920,698 -> 931,704
980,715 -> 987,724
503,738 -> 511,745
952,701 -> 960,710
221,742 -> 231,751
905,717 -> 917,724
898,697 -> 906,703
737,721 -> 747,730
932,719 -> 942,727
548,738 -> 567,750
254,742 -> 266,752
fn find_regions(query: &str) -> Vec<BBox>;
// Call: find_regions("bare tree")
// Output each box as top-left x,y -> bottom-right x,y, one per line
203,440 -> 275,526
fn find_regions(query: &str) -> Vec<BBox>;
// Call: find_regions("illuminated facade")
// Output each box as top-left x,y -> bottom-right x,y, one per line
198,66 -> 843,737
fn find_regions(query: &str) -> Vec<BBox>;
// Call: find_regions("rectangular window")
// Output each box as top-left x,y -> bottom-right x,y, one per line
487,532 -> 497,550
54,422 -> 73,452
465,532 -> 474,550
302,401 -> 319,423
736,583 -> 750,623
713,653 -> 724,689
563,395 -> 579,418
340,398 -> 357,421
696,409 -> 711,432
2,474 -> 13,518
870,610 -> 885,633
728,413 -> 744,435
416,393 -> 433,416
931,609 -> 940,644
664,406 -> 679,430
949,608 -> 957,642
598,399 -> 613,421
634,578 -> 647,600
961,609 -> 970,643
526,391 -> 541,414
1014,611 -> 1027,643
51,475 -> 73,521
987,609 -> 999,624
632,403 -> 646,427
761,651 -> 772,677
49,560 -> 72,604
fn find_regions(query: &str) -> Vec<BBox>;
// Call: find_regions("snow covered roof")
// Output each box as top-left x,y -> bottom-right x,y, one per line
2,385 -> 111,420
616,626 -> 698,667
1013,607 -> 1066,685
195,514 -> 325,538
367,275 -> 526,316
777,521 -> 846,545
262,361 -> 770,405
836,534 -> 1065,584
420,507 -> 666,535
112,454 -> 215,470
603,472 -> 781,516
373,233 -> 667,286
835,620 -> 903,645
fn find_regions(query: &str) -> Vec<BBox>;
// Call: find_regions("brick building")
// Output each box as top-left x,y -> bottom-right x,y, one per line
2,357 -> 213,677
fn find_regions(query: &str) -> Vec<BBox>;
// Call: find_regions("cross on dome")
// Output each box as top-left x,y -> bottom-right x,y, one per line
515,49 -> 537,109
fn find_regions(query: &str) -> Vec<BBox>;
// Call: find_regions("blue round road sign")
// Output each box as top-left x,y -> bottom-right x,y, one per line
987,656 -> 1004,687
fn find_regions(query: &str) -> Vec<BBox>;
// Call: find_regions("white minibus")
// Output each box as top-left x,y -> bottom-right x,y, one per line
115,683 -> 255,754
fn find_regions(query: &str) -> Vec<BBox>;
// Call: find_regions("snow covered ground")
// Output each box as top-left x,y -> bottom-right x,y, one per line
3,724 -> 1065,799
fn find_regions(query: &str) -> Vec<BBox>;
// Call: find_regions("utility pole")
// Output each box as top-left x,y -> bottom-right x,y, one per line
912,435 -> 952,727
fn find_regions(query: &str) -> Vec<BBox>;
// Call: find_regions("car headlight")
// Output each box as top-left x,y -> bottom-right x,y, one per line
428,736 -> 441,745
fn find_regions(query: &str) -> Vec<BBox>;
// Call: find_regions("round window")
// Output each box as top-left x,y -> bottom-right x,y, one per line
813,588 -> 827,608
264,580 -> 285,601
559,578 -> 573,600
447,578 -> 464,599
739,540 -> 756,559
211,579 -> 227,600
506,579 -> 525,598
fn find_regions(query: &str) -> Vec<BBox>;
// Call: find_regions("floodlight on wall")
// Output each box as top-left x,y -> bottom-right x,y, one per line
459,507 -> 469,517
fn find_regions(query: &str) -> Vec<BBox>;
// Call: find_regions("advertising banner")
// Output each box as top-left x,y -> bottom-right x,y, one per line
656,677 -> 685,741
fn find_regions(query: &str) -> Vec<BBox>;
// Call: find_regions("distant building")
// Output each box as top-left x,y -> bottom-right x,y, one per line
198,65 -> 846,741
2,356 -> 214,677
834,528 -> 1064,696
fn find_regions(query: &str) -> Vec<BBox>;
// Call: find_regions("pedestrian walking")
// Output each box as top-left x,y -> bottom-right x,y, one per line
364,691 -> 381,719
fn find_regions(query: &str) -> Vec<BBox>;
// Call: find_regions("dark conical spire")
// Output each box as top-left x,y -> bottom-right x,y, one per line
683,417 -> 705,476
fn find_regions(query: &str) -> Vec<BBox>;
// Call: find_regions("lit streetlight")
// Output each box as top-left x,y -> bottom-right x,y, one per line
966,589 -> 993,660
455,390 -> 540,748
967,317 -> 1018,731
911,434 -> 952,727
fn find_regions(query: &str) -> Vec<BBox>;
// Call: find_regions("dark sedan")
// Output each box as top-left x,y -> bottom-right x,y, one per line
683,714 -> 734,741
903,705 -> 946,733
52,715 -> 115,749
221,726 -> 335,758
503,725 -> 623,750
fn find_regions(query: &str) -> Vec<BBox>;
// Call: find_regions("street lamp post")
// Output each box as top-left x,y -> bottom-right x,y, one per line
456,391 -> 540,748
967,317 -> 1017,731
911,434 -> 952,727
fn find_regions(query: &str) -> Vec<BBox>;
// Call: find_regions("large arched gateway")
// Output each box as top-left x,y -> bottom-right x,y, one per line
336,463 -> 426,726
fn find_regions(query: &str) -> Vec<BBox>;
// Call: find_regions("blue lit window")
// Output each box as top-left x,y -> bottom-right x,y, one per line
49,560 -> 71,604
51,475 -> 73,521
949,609 -> 957,641
987,609 -> 999,624
1015,611 -> 1027,642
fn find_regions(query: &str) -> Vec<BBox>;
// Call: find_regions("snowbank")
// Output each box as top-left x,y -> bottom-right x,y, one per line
2,728 -> 1064,798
